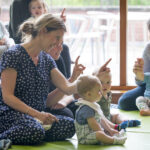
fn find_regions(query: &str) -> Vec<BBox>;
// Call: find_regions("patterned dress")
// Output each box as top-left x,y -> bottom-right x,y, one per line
0,45 -> 75,144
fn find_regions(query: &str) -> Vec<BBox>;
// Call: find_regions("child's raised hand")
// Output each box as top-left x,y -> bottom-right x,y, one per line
60,8 -> 66,22
69,56 -> 86,82
133,58 -> 144,81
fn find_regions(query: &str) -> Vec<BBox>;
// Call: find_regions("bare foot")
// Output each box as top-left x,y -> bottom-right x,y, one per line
140,109 -> 150,116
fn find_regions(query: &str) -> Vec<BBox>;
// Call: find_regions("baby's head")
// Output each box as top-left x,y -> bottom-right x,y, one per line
29,0 -> 48,18
93,69 -> 111,95
77,75 -> 103,102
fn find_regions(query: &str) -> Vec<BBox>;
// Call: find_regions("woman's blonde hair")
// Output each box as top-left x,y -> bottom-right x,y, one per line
77,75 -> 101,97
19,13 -> 66,42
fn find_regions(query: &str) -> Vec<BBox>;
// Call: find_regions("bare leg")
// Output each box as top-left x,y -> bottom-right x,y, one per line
96,131 -> 114,144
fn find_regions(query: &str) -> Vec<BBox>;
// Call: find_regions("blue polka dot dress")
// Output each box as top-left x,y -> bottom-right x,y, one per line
0,45 -> 75,145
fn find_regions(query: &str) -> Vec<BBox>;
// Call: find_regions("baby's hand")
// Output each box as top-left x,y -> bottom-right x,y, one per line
109,128 -> 119,136
114,129 -> 126,137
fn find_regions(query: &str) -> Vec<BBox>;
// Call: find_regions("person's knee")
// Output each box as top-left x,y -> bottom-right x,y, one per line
14,123 -> 45,144
118,86 -> 146,110
27,124 -> 45,144
118,94 -> 131,110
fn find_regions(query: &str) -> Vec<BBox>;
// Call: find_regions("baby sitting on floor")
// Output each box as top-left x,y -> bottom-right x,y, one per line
75,75 -> 127,145
93,67 -> 141,131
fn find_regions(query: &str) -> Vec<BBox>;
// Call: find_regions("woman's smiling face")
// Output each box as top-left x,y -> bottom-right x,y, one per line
41,29 -> 64,54
47,42 -> 63,60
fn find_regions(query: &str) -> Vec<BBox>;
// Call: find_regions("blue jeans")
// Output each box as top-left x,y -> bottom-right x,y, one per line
118,83 -> 146,110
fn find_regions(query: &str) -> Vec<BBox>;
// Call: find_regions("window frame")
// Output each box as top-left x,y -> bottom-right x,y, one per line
111,0 -> 137,90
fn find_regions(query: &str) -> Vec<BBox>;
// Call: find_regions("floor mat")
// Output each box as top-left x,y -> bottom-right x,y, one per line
10,110 -> 150,150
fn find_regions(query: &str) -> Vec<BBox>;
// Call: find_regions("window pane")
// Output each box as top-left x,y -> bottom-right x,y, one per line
48,0 -> 120,85
127,1 -> 150,85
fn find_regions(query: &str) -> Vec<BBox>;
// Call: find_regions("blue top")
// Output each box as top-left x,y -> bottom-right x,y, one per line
75,105 -> 95,125
0,44 -> 56,114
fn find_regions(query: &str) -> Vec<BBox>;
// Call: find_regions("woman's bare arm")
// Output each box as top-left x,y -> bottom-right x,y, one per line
1,68 -> 39,117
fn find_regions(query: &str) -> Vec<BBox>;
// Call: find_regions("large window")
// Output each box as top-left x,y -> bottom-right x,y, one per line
127,1 -> 150,85
1,0 -> 149,90
48,0 -> 120,86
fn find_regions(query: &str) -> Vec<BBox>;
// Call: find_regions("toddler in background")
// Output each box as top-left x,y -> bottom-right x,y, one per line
93,68 -> 141,131
29,0 -> 48,18
21,0 -> 66,42
75,75 -> 127,145
0,7 -> 15,59
28,0 -> 66,20
134,58 -> 150,116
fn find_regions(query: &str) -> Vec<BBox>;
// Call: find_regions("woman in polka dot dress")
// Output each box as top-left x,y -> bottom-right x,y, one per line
0,14 -> 78,145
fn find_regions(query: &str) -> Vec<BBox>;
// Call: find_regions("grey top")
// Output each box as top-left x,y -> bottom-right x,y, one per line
143,42 -> 150,72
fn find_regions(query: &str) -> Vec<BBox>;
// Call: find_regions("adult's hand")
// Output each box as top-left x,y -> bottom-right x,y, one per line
60,8 -> 66,22
69,56 -> 86,82
93,58 -> 112,77
51,101 -> 67,110
37,111 -> 58,125
133,58 -> 144,81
